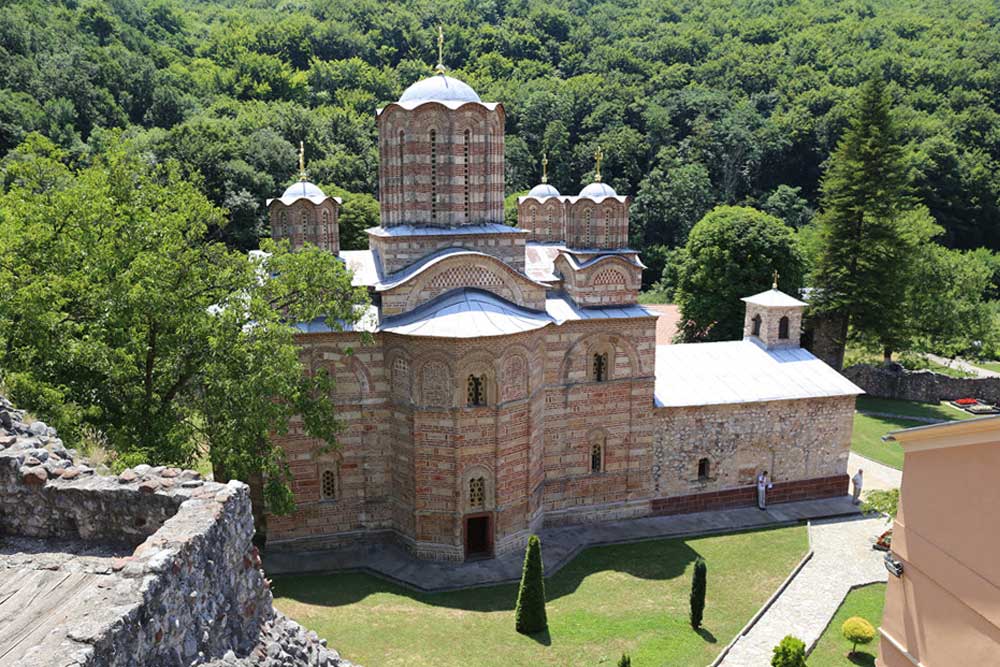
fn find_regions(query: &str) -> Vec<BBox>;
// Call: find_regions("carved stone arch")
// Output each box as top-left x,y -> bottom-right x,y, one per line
460,464 -> 495,513
385,347 -> 413,404
455,350 -> 497,408
498,345 -> 530,403
349,357 -> 371,398
418,355 -> 453,408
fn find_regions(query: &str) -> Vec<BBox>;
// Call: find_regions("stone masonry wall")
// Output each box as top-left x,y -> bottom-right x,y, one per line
0,396 -> 350,667
844,362 -> 1000,404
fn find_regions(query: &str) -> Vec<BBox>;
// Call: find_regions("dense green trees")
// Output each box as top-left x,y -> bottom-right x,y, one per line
0,135 -> 368,513
1,0 -> 999,257
673,206 -> 804,342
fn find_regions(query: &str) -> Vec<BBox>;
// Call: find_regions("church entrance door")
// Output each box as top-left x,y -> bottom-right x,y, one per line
464,514 -> 492,559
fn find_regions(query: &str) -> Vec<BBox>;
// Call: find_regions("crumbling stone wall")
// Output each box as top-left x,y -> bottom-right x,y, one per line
0,396 -> 351,667
844,363 -> 1000,404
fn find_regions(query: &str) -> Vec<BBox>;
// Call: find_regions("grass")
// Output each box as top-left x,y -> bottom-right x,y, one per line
972,360 -> 1000,373
272,525 -> 808,667
852,397 -> 973,469
808,583 -> 886,667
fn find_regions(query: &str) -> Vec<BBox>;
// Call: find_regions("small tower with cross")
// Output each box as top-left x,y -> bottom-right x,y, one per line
740,271 -> 807,349
266,142 -> 342,253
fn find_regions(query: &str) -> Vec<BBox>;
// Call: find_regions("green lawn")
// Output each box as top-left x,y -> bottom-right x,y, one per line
808,583 -> 887,667
972,360 -> 1000,373
272,526 -> 808,667
855,396 -> 973,421
852,397 -> 973,470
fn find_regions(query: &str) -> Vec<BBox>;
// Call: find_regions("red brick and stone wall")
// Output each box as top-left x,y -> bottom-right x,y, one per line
377,103 -> 505,228
565,198 -> 629,249
555,254 -> 642,307
517,197 -> 566,243
369,227 -> 528,275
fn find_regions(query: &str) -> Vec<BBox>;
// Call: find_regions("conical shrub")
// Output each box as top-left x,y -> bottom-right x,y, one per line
514,534 -> 547,634
689,556 -> 707,628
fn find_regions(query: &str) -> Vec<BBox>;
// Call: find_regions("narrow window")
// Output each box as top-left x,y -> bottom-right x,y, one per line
300,212 -> 309,241
604,210 -> 611,247
278,211 -> 287,238
593,353 -> 608,382
467,374 -> 486,407
697,458 -> 710,481
321,210 -> 330,249
530,206 -> 537,234
430,129 -> 438,221
469,476 -> 485,509
779,316 -> 790,339
591,440 -> 603,473
397,130 -> 405,215
321,468 -> 336,500
751,314 -> 762,337
463,129 -> 471,221
584,209 -> 592,247
546,212 -> 554,241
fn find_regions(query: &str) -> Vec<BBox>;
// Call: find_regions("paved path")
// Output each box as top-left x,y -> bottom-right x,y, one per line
717,515 -> 890,667
926,353 -> 1000,378
848,451 -> 902,492
264,496 -> 861,591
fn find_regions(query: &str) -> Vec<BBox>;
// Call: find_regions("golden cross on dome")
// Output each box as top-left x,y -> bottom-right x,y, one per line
298,141 -> 306,180
541,152 -> 549,184
594,145 -> 604,182
772,269 -> 780,289
435,25 -> 446,72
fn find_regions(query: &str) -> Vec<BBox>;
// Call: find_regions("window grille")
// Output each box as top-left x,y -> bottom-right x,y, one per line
430,129 -> 438,221
321,469 -> 336,500
591,441 -> 603,473
463,129 -> 471,220
593,353 -> 609,382
467,374 -> 485,406
469,477 -> 485,509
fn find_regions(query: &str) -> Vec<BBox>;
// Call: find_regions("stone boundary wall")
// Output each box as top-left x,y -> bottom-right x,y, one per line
0,396 -> 351,667
843,363 -> 1000,404
650,474 -> 848,516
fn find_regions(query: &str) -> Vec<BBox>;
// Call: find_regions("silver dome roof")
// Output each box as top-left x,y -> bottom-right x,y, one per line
399,74 -> 482,104
579,182 -> 618,198
281,180 -> 327,201
526,183 -> 561,198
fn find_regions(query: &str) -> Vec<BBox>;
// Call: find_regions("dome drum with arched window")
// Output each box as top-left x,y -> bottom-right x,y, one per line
267,179 -> 342,253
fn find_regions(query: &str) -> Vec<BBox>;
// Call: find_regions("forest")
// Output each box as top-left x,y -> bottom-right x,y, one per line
2,0 -> 999,266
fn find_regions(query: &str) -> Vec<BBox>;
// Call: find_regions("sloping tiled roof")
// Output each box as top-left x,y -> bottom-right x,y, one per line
741,288 -> 807,307
654,340 -> 863,407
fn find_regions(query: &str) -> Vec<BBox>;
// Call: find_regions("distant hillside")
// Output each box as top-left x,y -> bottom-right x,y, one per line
2,0 -> 998,260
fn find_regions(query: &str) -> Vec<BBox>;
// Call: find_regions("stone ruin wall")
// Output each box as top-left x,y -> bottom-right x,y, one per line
0,396 -> 351,667
844,362 -> 1000,404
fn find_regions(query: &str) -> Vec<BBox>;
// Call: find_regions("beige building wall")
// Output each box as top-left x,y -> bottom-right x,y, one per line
879,417 -> 1000,667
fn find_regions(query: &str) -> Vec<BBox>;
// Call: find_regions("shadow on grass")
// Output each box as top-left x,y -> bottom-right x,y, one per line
695,627 -> 717,644
272,525 -> 797,613
848,650 -> 877,667
525,628 -> 552,646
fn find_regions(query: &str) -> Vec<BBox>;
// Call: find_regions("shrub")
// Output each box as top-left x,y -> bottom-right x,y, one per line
842,616 -> 876,655
617,654 -> 632,667
514,535 -> 547,634
689,557 -> 707,628
771,635 -> 807,667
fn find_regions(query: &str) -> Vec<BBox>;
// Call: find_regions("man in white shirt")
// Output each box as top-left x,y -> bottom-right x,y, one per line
852,469 -> 864,505
756,471 -> 772,510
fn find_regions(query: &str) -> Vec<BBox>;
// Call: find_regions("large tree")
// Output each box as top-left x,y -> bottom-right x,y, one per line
808,77 -> 978,362
673,206 -> 805,342
0,134 -> 368,514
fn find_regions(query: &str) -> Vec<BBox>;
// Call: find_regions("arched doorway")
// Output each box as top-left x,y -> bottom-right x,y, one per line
462,468 -> 495,559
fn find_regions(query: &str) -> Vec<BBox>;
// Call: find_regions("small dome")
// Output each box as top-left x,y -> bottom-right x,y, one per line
281,180 -> 327,201
399,74 -> 481,104
527,183 -> 561,199
579,182 -> 618,198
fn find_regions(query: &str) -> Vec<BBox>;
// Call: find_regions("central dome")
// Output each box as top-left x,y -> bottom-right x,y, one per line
282,180 -> 327,201
579,182 -> 618,198
527,183 -> 561,199
399,74 -> 482,104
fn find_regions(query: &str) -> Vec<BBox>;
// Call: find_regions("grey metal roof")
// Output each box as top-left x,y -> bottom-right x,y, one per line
381,288 -> 551,338
558,252 -> 645,271
545,294 -> 658,323
741,288 -> 807,307
266,180 -> 342,207
654,340 -> 863,408
340,250 -> 379,287
398,74 -> 481,103
367,223 -> 526,237
293,305 -> 379,334
579,182 -> 618,198
524,183 -> 561,199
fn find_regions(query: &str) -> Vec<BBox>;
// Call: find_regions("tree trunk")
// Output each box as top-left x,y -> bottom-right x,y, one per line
883,347 -> 893,363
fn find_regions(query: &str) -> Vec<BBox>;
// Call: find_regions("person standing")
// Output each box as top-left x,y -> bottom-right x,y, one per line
852,469 -> 864,504
756,470 -> 772,510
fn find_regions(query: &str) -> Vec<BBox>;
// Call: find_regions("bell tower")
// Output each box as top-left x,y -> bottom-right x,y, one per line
741,273 -> 806,349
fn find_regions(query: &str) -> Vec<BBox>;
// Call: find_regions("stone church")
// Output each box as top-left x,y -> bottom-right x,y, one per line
263,70 -> 862,561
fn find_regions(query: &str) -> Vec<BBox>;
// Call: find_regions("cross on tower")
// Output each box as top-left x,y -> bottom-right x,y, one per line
298,141 -> 306,181
594,146 -> 604,182
772,269 -> 779,289
435,25 -> 446,72
541,152 -> 549,184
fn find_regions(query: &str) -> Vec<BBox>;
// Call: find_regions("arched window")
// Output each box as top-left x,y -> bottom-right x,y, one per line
321,468 -> 337,500
321,210 -> 330,249
469,476 -> 485,509
751,314 -> 762,337
278,211 -> 287,238
467,374 -> 486,407
591,439 -> 604,473
697,458 -> 710,481
463,129 -> 471,220
430,129 -> 438,221
593,353 -> 609,382
584,209 -> 592,247
546,212 -> 554,241
300,211 -> 309,240
779,316 -> 790,339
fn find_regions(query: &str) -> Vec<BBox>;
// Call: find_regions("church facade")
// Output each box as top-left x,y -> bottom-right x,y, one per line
264,72 -> 862,561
